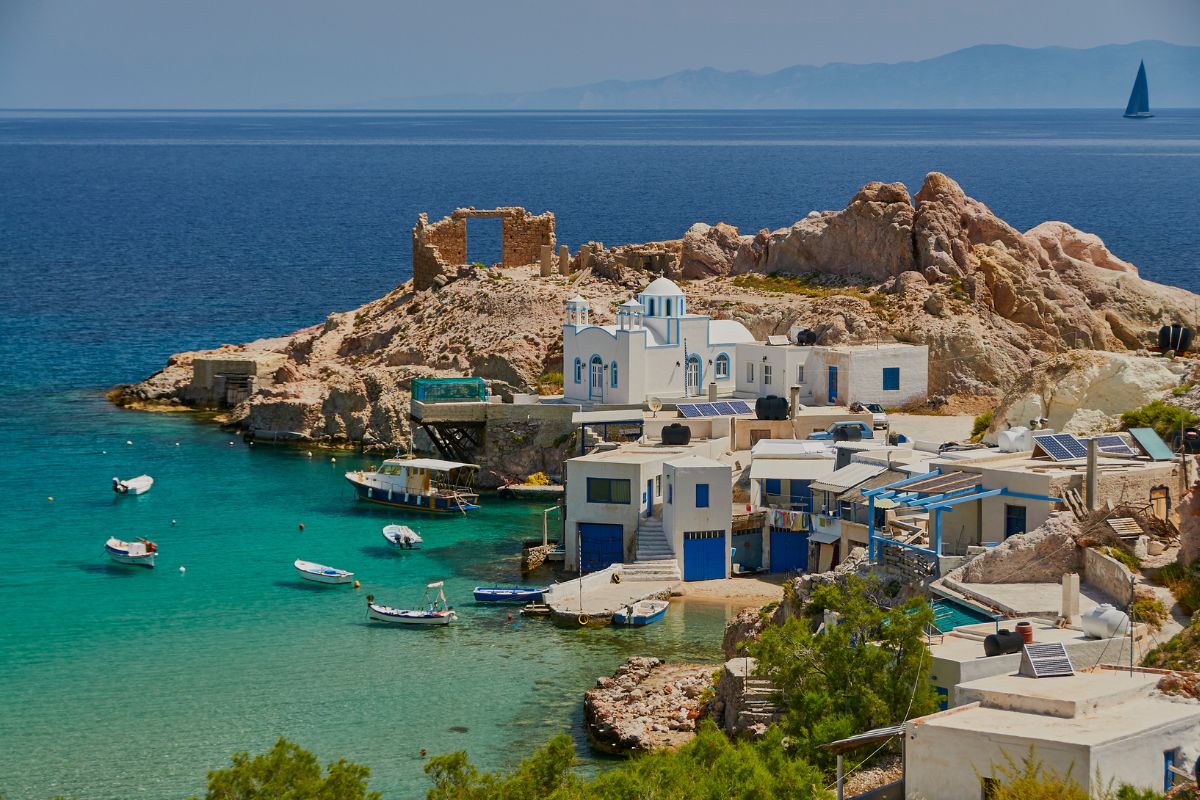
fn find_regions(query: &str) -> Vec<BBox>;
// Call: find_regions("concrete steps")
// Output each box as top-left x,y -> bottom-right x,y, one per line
636,518 -> 675,561
621,559 -> 681,582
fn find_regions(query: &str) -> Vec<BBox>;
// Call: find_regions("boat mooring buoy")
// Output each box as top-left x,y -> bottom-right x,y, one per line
420,749 -> 427,758
126,440 -> 133,445
171,519 -> 177,526
298,523 -> 305,531
306,451 -> 312,457
179,566 -> 186,574
353,580 -> 361,589
47,496 -> 53,502
330,457 -> 337,463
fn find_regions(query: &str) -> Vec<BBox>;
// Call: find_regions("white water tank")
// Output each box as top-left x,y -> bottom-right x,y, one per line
1080,603 -> 1130,639
998,426 -> 1034,453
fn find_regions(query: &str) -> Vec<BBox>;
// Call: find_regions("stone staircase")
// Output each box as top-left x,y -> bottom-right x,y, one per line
630,517 -> 681,581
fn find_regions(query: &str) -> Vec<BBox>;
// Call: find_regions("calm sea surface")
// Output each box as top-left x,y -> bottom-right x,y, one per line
1,110 -> 1198,799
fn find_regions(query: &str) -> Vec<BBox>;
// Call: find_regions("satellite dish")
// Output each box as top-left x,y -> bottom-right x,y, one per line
648,397 -> 662,417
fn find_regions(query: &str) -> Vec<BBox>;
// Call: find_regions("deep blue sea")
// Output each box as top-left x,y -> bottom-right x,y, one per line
1,110 -> 1198,799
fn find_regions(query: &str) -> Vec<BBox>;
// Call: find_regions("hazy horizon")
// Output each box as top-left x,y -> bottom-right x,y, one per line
1,0 -> 1197,109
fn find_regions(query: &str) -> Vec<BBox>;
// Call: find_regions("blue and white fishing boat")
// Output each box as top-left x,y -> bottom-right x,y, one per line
346,456 -> 480,514
382,524 -> 423,549
105,536 -> 157,568
293,559 -> 354,585
612,599 -> 669,627
473,586 -> 547,603
366,582 -> 457,626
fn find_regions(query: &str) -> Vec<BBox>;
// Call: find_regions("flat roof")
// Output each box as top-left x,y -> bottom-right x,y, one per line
933,451 -> 1176,476
571,446 -> 689,465
917,670 -> 1200,746
929,623 -> 1105,664
751,439 -> 834,458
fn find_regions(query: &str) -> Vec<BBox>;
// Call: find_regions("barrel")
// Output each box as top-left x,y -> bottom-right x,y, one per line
983,629 -> 1024,657
792,329 -> 818,346
1160,324 -> 1194,354
661,423 -> 692,446
755,395 -> 789,421
1183,428 -> 1200,454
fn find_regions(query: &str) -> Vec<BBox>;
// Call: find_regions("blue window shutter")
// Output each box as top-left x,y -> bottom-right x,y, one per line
611,361 -> 618,388
882,367 -> 900,391
765,479 -> 781,496
696,483 -> 709,508
574,358 -> 582,383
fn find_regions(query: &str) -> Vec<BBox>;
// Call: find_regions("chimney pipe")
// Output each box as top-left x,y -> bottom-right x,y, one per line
1085,437 -> 1098,511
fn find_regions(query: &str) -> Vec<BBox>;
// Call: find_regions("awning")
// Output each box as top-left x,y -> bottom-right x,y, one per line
809,463 -> 887,494
750,459 -> 836,481
809,530 -> 841,545
872,497 -> 899,510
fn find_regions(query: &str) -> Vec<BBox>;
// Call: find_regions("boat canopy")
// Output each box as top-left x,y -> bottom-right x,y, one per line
427,580 -> 444,588
380,458 -> 479,474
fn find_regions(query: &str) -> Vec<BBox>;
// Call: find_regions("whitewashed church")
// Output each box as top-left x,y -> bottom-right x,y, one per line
561,277 -> 754,405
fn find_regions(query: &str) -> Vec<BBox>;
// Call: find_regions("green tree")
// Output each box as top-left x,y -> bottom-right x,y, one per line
751,576 -> 938,767
425,722 -> 831,800
195,737 -> 381,800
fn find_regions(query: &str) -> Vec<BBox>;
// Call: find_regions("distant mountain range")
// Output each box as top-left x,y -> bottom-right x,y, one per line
370,40 -> 1200,110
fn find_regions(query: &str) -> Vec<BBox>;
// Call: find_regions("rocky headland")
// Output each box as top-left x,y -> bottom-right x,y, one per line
113,172 -> 1200,474
583,657 -> 716,755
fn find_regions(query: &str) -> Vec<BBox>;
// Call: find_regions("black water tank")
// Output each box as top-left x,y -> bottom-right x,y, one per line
792,329 -> 818,346
1181,428 -> 1200,454
983,629 -> 1024,657
1159,324 -> 1194,354
755,395 -> 789,421
661,423 -> 692,446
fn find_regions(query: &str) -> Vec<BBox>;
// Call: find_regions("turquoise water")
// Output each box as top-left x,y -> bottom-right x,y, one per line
4,109 -> 1199,798
0,395 -> 732,799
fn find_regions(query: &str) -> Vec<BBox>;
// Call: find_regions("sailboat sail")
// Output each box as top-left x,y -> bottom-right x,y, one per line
1124,61 -> 1152,118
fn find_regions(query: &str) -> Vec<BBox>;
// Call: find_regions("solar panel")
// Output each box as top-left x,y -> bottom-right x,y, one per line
1053,433 -> 1088,458
1092,434 -> 1137,457
727,400 -> 753,415
677,404 -> 701,418
1033,433 -> 1088,461
694,403 -> 719,417
1019,642 -> 1075,678
713,401 -> 737,416
1130,427 -> 1176,461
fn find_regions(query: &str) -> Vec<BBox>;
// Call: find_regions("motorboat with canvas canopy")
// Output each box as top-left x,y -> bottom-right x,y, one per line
346,454 -> 480,513
366,581 -> 457,625
382,524 -> 423,549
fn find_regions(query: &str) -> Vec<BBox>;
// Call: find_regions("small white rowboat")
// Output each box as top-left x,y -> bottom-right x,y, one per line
105,537 -> 157,568
294,559 -> 355,585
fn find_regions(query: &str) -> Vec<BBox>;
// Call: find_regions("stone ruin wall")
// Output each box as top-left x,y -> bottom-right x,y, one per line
411,207 -> 555,290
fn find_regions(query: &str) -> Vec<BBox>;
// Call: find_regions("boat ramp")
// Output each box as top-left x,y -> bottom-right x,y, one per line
540,563 -> 680,626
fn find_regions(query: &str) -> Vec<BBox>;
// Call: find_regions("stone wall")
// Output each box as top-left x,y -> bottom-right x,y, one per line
1082,546 -> 1135,606
411,207 -> 555,290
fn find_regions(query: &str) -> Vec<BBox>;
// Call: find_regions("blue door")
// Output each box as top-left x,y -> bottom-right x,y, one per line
646,479 -> 654,517
1004,504 -> 1027,539
828,366 -> 838,402
789,479 -> 812,512
769,529 -> 809,573
683,531 -> 725,581
579,523 -> 623,573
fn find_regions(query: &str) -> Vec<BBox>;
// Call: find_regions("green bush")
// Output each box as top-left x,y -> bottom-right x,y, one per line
193,738 -> 381,800
1132,596 -> 1167,630
1102,546 -> 1142,572
970,410 -> 994,442
978,747 -> 1088,800
1119,399 -> 1199,441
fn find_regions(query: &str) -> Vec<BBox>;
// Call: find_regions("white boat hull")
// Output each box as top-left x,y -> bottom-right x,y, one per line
294,560 -> 354,584
105,538 -> 156,568
113,475 -> 154,495
367,604 -> 457,625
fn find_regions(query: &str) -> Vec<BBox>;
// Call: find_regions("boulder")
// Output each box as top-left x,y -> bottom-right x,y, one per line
1026,221 -> 1138,275
988,350 -> 1190,438
949,513 -> 1082,584
680,222 -> 745,278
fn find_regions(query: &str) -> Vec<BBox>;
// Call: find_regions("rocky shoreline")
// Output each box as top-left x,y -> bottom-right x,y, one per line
583,657 -> 717,755
111,172 -> 1200,471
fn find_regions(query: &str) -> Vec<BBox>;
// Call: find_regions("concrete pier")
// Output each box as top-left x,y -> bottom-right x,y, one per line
543,564 -> 678,626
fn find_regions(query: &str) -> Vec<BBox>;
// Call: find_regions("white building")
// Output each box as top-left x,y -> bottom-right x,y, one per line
562,278 -> 754,405
562,442 -> 734,580
736,341 -> 929,408
905,668 -> 1200,799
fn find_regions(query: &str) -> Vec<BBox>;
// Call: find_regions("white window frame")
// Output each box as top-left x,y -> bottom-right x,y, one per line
763,364 -> 773,385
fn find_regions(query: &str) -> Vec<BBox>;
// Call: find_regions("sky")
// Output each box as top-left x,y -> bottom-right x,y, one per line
1,0 -> 1198,108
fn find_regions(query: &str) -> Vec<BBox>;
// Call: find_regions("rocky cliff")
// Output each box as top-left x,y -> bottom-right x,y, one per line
113,172 -> 1200,464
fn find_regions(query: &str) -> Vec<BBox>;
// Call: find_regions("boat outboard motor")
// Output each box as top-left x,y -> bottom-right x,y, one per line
112,477 -> 127,494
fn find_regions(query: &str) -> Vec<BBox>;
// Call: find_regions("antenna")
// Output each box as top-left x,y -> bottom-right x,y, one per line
648,397 -> 662,418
